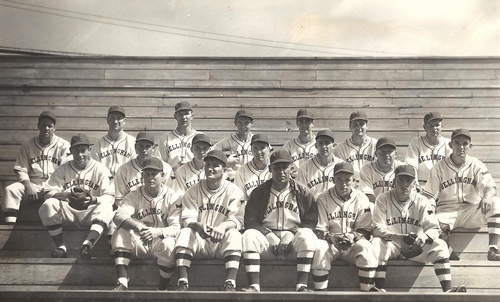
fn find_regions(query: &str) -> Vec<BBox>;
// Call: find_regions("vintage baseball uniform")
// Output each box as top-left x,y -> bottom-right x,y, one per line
91,132 -> 137,177
334,136 -> 378,183
156,129 -> 199,173
282,137 -> 317,170
359,160 -> 405,198
234,160 -> 271,201
405,135 -> 451,185
296,155 -> 344,199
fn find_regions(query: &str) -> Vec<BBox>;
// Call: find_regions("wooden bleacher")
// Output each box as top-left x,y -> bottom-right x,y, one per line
1,56 -> 500,301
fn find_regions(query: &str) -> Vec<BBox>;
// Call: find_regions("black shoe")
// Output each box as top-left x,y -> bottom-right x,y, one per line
223,281 -> 235,292
297,285 -> 314,292
177,281 -> 189,291
79,245 -> 92,259
113,282 -> 128,291
446,285 -> 467,293
488,247 -> 500,261
242,285 -> 259,292
51,248 -> 67,258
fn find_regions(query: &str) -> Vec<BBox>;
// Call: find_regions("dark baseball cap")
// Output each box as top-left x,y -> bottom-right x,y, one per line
395,165 -> 416,178
424,112 -> 442,124
192,133 -> 212,145
296,109 -> 314,120
316,130 -> 335,142
350,111 -> 368,122
108,105 -> 126,117
175,101 -> 193,113
269,150 -> 293,165
251,134 -> 270,145
71,134 -> 91,147
235,109 -> 254,120
334,162 -> 354,175
142,157 -> 163,171
39,111 -> 56,124
376,137 -> 396,150
204,150 -> 228,166
451,128 -> 472,141
136,131 -> 155,144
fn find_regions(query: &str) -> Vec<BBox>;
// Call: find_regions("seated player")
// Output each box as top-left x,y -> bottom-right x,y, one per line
111,157 -> 181,291
312,162 -> 379,292
174,150 -> 245,291
372,165 -> 466,293
39,134 -> 114,258
282,109 -> 317,170
242,150 -> 318,292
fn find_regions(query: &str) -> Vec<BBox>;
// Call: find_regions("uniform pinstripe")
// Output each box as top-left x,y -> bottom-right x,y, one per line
171,160 -> 205,196
359,160 -> 405,198
234,160 -> 271,201
296,156 -> 344,198
213,133 -> 253,180
334,136 -> 378,183
405,136 -> 451,184
156,129 -> 199,173
282,137 -> 317,170
91,133 -> 137,177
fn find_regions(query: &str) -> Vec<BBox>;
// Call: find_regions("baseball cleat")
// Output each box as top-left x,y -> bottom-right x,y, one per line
177,281 -> 189,291
242,286 -> 259,292
369,286 -> 386,292
488,247 -> 500,261
51,248 -> 67,258
223,281 -> 235,292
297,285 -> 314,292
446,285 -> 467,293
112,282 -> 128,291
79,245 -> 92,259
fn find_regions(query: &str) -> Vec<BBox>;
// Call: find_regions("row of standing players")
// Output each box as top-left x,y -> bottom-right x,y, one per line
2,101 -> 499,293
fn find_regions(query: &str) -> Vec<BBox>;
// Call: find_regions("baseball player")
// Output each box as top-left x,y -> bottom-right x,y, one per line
296,130 -> 344,199
422,129 -> 500,261
114,131 -> 173,206
174,150 -> 245,292
333,111 -> 377,187
242,150 -> 318,292
405,112 -> 452,189
372,165 -> 466,292
359,137 -> 405,203
111,157 -> 181,291
282,109 -> 317,170
213,109 -> 254,181
38,134 -> 115,259
91,106 -> 137,177
234,134 -> 272,201
1,111 -> 71,224
171,133 -> 211,196
156,101 -> 198,174
311,162 -> 379,292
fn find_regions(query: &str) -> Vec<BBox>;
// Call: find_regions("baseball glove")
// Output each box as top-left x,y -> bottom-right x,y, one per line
68,187 -> 90,210
401,233 -> 423,259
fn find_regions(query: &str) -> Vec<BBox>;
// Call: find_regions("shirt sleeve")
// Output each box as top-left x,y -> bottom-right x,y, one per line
359,165 -> 374,196
159,191 -> 182,238
315,192 -> 329,232
13,142 -> 31,182
405,138 -> 420,169
180,189 -> 200,228
114,193 -> 138,228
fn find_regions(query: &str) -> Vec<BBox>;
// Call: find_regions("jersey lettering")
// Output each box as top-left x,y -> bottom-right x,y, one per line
307,176 -> 334,189
327,210 -> 357,221
291,152 -> 315,162
126,178 -> 142,190
418,154 -> 446,164
99,148 -> 132,160
244,179 -> 267,191
168,142 -> 192,153
62,178 -> 100,191
29,154 -> 62,166
372,180 -> 395,190
345,153 -> 375,163
133,207 -> 168,222
198,203 -> 230,217
264,201 -> 300,216
386,216 -> 421,227
441,176 -> 477,189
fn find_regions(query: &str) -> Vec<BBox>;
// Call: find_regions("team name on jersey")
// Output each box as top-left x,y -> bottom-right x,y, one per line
233,149 -> 252,157
265,201 -> 300,216
185,179 -> 199,189
168,142 -> 191,152
126,178 -> 142,190
30,155 -> 62,166
307,176 -> 334,189
386,216 -> 421,227
99,148 -> 132,160
62,178 -> 100,191
441,176 -> 477,189
419,154 -> 445,164
345,154 -> 375,163
245,179 -> 266,191
133,207 -> 169,222
327,210 -> 357,221
198,203 -> 229,217
291,152 -> 314,162
373,180 -> 395,190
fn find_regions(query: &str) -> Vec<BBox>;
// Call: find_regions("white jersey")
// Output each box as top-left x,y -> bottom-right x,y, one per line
213,133 -> 253,179
405,135 -> 451,183
14,135 -> 71,186
42,158 -> 115,205
171,160 -> 205,196
91,133 -> 137,177
180,179 -> 245,230
423,155 -> 496,213
296,155 -> 344,198
114,157 -> 173,204
359,160 -> 405,198
373,190 -> 440,244
282,137 -> 317,170
234,160 -> 271,201
333,136 -> 378,182
316,187 -> 373,234
156,129 -> 199,173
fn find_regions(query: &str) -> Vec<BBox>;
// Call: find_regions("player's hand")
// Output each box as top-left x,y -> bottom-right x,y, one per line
265,232 -> 281,256
139,227 -> 162,245
412,233 -> 428,250
478,196 -> 493,214
334,233 -> 355,251
278,231 -> 294,256
189,222 -> 211,239
24,181 -> 39,202
210,224 -> 226,243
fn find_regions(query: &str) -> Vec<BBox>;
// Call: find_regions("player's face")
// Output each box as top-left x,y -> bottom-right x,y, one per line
142,169 -> 164,191
270,162 -> 292,184
296,118 -> 314,135
423,120 -> 443,138
192,142 -> 211,160
251,142 -> 270,163
107,113 -> 126,131
70,145 -> 91,169
174,110 -> 194,127
235,117 -> 254,134
450,135 -> 472,159
315,136 -> 335,157
37,118 -> 56,140
334,172 -> 354,199
349,120 -> 368,137
135,141 -> 155,160
376,146 -> 396,166
394,175 -> 415,201
204,158 -> 225,181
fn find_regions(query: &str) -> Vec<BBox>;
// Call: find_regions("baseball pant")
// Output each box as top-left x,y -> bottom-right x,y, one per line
2,182 -> 44,224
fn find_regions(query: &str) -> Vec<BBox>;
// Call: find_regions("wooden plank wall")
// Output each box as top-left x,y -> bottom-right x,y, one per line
0,56 -> 499,192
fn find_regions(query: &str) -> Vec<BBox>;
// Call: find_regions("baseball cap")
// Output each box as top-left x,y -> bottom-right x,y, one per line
71,134 -> 91,147
235,109 -> 254,120
251,134 -> 270,145
395,165 -> 416,178
142,157 -> 163,171
316,130 -> 335,142
451,128 -> 472,141
192,133 -> 212,145
204,150 -> 228,166
175,101 -> 192,113
376,137 -> 396,150
269,150 -> 293,165
424,112 -> 442,124
349,111 -> 368,122
296,109 -> 314,120
39,111 -> 56,124
108,105 -> 126,117
334,162 -> 354,175
136,131 -> 155,144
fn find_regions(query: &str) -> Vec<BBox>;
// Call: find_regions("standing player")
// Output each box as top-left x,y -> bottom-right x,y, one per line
405,112 -> 451,189
91,106 -> 136,177
311,162 -> 379,292
2,111 -> 71,224
423,129 -> 500,261
174,150 -> 245,291
39,134 -> 115,259
282,109 -> 317,170
171,133 -> 211,196
360,137 -> 404,203
334,111 -> 377,187
296,130 -> 344,198
111,157 -> 181,291
156,101 -> 198,174
372,165 -> 466,292
213,109 -> 254,181
242,150 -> 318,292
234,134 -> 272,201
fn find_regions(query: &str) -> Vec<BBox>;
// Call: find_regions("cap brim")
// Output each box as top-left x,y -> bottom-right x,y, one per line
175,107 -> 192,112
335,169 -> 354,175
271,159 -> 292,164
396,172 -> 415,177
236,114 -> 254,120
377,143 -> 396,149
71,142 -> 91,147
297,115 -> 313,120
142,166 -> 163,171
425,117 -> 442,123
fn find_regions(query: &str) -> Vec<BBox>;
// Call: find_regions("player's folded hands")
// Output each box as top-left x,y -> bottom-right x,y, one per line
189,222 -> 211,239
139,227 -> 162,245
278,231 -> 294,256
478,197 -> 493,214
265,232 -> 281,255
210,225 -> 226,243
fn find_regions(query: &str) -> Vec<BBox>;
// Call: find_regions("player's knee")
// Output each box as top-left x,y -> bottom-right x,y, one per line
293,228 -> 317,250
242,229 -> 262,252
38,198 -> 59,216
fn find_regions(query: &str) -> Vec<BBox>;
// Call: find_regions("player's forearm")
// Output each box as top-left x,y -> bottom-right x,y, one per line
484,187 -> 497,199
117,217 -> 145,232
373,226 -> 405,242
96,194 -> 114,206
15,170 -> 30,183
160,225 -> 180,238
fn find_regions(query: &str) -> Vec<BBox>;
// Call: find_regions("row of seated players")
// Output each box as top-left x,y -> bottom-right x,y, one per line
1,103 -> 499,292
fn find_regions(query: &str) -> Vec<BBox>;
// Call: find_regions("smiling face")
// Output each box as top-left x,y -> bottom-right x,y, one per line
334,172 -> 354,199
174,109 -> 194,128
142,168 -> 165,192
296,117 -> 314,136
349,120 -> 368,137
70,144 -> 91,169
315,136 -> 335,158
424,120 -> 443,139
204,157 -> 225,182
394,175 -> 415,201
235,116 -> 254,134
37,118 -> 56,141
251,141 -> 270,164
107,113 -> 126,131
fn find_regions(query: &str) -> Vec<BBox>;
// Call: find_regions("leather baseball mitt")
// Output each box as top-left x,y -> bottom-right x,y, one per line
68,187 -> 90,210
401,233 -> 423,259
